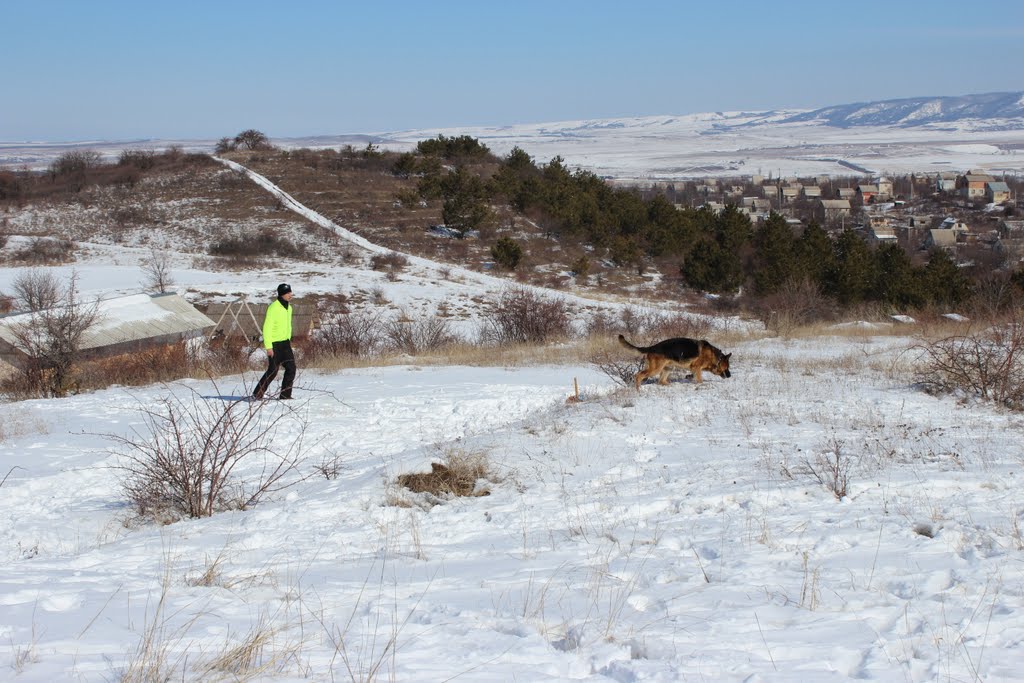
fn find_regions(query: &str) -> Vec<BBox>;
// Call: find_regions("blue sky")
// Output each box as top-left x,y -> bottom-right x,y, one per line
3,0 -> 1023,141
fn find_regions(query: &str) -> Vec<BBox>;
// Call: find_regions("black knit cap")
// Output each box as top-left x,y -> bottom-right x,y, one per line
277,283 -> 292,296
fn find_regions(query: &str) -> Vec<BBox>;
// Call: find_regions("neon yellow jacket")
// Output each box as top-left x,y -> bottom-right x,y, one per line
262,299 -> 293,349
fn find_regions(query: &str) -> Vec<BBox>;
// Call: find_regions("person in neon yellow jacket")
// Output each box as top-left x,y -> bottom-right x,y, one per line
253,283 -> 296,399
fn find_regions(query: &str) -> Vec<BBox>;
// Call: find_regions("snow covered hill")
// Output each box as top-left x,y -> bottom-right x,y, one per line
780,91 -> 1024,130
5,92 -> 1024,180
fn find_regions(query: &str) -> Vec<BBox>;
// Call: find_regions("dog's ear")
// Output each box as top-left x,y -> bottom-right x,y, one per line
725,353 -> 732,359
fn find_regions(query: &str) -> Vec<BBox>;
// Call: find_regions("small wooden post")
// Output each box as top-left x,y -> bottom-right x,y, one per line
573,377 -> 579,402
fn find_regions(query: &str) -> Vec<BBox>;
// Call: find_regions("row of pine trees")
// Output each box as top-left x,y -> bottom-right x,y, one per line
403,137 -> 976,309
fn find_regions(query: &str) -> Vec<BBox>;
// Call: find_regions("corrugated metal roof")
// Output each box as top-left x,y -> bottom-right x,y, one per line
819,199 -> 851,209
987,181 -> 1010,192
0,293 -> 215,354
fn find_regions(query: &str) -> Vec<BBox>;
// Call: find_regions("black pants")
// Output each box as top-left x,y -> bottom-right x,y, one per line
253,340 -> 295,399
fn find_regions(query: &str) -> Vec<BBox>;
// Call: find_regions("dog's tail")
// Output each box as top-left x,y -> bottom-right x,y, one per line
618,334 -> 645,353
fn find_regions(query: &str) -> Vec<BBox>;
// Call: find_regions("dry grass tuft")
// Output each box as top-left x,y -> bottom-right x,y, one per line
395,449 -> 495,503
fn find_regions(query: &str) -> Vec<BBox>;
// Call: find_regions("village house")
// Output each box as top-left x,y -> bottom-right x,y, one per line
939,216 -> 970,232
836,187 -> 857,200
935,172 -> 958,193
925,229 -> 957,251
907,214 -> 934,229
741,196 -> 772,212
957,172 -> 995,199
817,198 -> 851,222
856,184 -> 879,204
780,185 -> 802,203
802,186 -> 822,199
986,181 -> 1011,204
870,225 -> 898,243
874,177 -> 893,199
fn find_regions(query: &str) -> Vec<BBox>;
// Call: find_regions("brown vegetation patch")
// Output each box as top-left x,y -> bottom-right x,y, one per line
396,451 -> 494,500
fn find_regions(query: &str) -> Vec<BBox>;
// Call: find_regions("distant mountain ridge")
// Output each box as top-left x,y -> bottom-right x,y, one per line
777,91 -> 1024,129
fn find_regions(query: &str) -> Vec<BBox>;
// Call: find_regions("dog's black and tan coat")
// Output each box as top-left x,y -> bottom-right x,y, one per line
619,334 -> 732,389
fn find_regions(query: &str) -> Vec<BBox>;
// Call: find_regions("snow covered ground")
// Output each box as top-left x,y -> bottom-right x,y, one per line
2,334 -> 1024,681
1,162 -> 1022,681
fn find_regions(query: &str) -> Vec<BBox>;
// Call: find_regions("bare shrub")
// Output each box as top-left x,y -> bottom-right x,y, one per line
369,251 -> 409,277
618,305 -> 662,337
208,229 -> 309,262
384,311 -> 461,355
796,437 -> 851,500
118,149 -> 157,170
914,318 -> 1024,410
754,277 -> 836,337
49,149 -> 102,176
309,310 -> 385,358
314,452 -> 345,480
480,286 -> 572,345
3,273 -> 100,397
110,206 -> 149,226
198,336 -> 255,375
644,312 -> 713,341
141,246 -> 176,293
590,348 -> 645,387
75,342 -> 192,391
10,268 -> 61,312
12,237 -> 76,264
585,310 -> 618,338
112,388 -> 312,521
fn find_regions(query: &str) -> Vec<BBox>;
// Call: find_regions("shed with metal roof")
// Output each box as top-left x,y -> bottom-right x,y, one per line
0,293 -> 215,369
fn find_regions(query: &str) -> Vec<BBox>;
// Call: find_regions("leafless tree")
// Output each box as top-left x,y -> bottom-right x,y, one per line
8,272 -> 101,397
140,247 -> 175,293
233,129 -> 271,151
11,268 -> 62,312
214,137 -> 236,154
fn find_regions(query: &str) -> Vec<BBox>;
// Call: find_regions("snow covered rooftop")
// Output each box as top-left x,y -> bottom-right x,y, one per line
0,293 -> 215,354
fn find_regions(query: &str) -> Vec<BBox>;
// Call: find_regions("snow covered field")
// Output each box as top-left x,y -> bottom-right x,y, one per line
6,99 -> 1024,182
1,160 -> 1023,681
2,335 -> 1024,681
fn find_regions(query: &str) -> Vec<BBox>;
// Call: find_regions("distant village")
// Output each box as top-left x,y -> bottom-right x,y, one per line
654,170 -> 1023,267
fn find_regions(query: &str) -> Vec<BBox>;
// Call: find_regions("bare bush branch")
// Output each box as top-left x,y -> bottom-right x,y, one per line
797,437 -> 851,500
384,311 -> 461,355
310,310 -> 385,358
479,286 -> 572,345
914,316 -> 1024,410
112,388 -> 313,521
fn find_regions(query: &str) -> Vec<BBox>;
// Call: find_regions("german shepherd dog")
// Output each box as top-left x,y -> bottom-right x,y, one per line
619,334 -> 732,389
